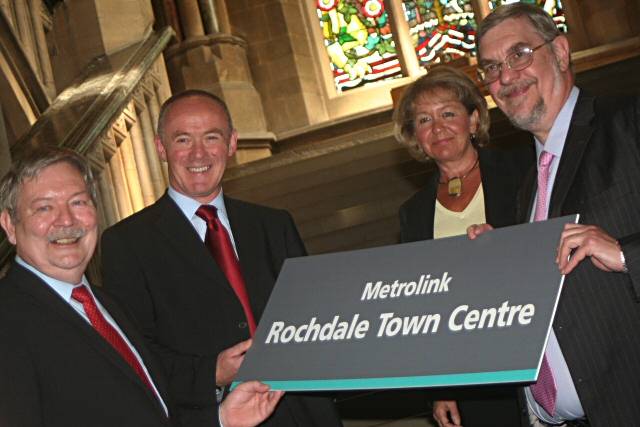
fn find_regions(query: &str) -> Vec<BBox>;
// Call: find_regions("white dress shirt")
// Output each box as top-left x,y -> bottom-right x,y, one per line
168,187 -> 238,256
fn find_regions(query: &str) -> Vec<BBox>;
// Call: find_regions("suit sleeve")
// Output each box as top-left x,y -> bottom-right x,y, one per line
283,211 -> 307,258
399,204 -> 411,243
101,229 -> 218,421
0,327 -> 42,427
620,232 -> 640,301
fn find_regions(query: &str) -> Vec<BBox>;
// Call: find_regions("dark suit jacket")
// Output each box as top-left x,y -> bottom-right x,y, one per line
516,93 -> 640,427
399,146 -> 532,427
400,146 -> 532,240
101,194 -> 342,427
0,263 -> 174,427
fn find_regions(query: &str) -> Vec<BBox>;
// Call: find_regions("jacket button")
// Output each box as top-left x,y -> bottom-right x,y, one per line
238,321 -> 248,329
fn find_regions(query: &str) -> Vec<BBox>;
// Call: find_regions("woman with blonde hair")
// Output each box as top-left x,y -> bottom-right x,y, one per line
394,65 -> 531,427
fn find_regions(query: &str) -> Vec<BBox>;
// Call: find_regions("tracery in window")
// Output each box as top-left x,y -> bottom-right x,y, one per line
402,0 -> 477,67
316,0 -> 404,92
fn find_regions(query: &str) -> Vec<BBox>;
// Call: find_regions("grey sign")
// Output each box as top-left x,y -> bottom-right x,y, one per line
234,215 -> 577,391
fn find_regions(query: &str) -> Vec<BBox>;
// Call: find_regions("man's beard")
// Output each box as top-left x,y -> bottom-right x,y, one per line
507,97 -> 546,132
497,78 -> 547,132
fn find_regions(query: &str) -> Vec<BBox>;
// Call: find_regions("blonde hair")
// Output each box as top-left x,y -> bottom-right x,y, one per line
393,66 -> 489,162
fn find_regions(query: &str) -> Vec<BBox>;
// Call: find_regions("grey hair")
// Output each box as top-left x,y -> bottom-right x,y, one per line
0,146 -> 97,221
476,3 -> 561,56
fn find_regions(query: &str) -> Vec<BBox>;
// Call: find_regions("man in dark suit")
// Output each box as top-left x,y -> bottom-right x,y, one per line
101,90 -> 342,427
465,3 -> 640,427
0,147 -> 283,427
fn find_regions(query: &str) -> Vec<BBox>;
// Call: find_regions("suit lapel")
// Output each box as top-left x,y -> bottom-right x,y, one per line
548,93 -> 595,218
479,148 -> 502,225
152,193 -> 236,298
225,197 -> 269,288
94,288 -> 171,417
517,167 -> 537,223
8,265 -> 168,418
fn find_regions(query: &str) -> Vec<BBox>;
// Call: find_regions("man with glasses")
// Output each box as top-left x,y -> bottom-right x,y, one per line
463,3 -> 640,427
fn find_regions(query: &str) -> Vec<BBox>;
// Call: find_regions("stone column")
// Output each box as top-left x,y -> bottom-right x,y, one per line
129,100 -> 157,206
118,135 -> 145,213
0,104 -> 11,179
13,0 -> 38,73
212,0 -> 231,34
177,0 -> 205,38
98,166 -> 119,226
28,0 -> 55,97
108,146 -> 134,219
137,95 -> 166,197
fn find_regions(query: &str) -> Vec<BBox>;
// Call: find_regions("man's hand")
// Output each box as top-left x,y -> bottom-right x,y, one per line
433,400 -> 462,427
216,339 -> 252,386
219,381 -> 284,427
466,223 -> 494,240
556,224 -> 625,275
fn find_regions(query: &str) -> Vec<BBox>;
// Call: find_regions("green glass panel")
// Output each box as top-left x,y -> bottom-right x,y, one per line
316,0 -> 404,92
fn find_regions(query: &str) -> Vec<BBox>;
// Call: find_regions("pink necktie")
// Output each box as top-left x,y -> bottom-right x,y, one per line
530,150 -> 558,416
196,205 -> 257,335
71,285 -> 155,393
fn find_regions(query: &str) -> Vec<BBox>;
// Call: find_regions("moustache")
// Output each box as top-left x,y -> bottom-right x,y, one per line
47,227 -> 86,243
497,79 -> 536,98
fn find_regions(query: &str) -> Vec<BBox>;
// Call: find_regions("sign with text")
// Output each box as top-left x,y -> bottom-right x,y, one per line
234,215 -> 578,391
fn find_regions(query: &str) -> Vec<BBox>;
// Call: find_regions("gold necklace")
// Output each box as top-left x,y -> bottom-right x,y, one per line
438,157 -> 479,197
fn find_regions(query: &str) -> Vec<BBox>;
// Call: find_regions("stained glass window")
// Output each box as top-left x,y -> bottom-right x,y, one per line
402,0 -> 477,68
316,0 -> 403,92
488,0 -> 568,32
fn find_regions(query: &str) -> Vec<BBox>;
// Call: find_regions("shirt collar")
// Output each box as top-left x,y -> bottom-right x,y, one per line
535,86 -> 580,162
167,187 -> 229,222
15,255 -> 90,303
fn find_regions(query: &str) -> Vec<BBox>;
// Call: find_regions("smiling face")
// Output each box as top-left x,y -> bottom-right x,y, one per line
413,89 -> 479,166
156,95 -> 238,204
0,162 -> 97,284
478,17 -> 572,141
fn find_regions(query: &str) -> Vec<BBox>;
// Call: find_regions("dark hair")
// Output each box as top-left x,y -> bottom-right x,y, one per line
393,66 -> 489,162
0,146 -> 97,221
156,89 -> 234,139
476,3 -> 560,56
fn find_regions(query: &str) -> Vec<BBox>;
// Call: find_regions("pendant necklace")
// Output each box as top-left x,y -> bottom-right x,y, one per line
439,156 -> 479,197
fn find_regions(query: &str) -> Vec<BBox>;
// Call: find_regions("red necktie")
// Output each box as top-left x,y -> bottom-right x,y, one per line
530,150 -> 558,416
196,205 -> 257,335
71,285 -> 156,393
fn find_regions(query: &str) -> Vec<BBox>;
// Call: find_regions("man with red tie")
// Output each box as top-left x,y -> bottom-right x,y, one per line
0,146 -> 283,427
101,90 -> 342,427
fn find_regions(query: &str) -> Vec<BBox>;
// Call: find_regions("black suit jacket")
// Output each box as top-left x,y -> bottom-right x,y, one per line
400,146 -> 531,241
516,93 -> 640,427
101,194 -> 342,427
0,263 -> 174,427
399,146 -> 532,427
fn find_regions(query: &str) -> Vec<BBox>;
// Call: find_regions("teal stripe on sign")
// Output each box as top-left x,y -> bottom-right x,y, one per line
231,369 -> 537,391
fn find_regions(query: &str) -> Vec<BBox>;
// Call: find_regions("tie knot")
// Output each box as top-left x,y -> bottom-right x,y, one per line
71,285 -> 91,304
196,205 -> 218,224
539,151 -> 554,168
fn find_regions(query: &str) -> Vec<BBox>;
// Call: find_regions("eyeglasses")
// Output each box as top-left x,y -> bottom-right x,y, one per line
477,39 -> 554,84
